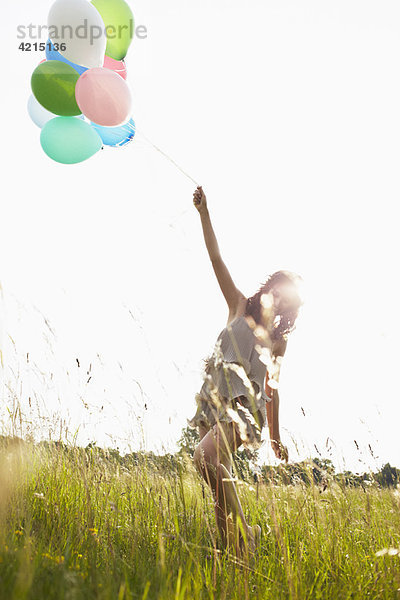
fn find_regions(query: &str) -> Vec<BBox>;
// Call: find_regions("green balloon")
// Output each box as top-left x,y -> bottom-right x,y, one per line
92,0 -> 134,61
31,61 -> 81,117
40,117 -> 102,164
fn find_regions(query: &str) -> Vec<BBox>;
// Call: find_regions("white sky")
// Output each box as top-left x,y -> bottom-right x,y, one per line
1,0 -> 399,474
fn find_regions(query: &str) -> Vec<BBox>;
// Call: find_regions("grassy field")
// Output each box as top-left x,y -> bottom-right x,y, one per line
0,438 -> 399,600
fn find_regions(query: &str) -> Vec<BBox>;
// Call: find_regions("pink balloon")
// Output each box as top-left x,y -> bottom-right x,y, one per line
75,68 -> 132,127
103,55 -> 127,80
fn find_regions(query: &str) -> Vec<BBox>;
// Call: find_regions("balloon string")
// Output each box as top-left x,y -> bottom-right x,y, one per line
135,127 -> 200,187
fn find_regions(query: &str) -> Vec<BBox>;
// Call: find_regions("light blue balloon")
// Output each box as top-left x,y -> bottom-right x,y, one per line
45,39 -> 88,76
90,118 -> 136,147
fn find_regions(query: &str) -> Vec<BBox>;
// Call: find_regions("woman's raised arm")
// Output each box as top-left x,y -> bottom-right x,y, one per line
193,186 -> 245,313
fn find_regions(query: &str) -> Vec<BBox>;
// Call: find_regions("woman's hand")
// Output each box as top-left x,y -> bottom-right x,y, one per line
193,185 -> 207,214
271,438 -> 289,463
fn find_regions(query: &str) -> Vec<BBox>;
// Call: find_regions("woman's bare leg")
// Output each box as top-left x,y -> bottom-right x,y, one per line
193,420 -> 254,554
213,423 -> 255,554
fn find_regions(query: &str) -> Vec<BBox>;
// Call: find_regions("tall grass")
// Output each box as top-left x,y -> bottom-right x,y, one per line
0,437 -> 399,600
1,292 -> 399,598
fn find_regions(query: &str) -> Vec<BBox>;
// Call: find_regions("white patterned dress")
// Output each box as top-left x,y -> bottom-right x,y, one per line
187,316 -> 272,450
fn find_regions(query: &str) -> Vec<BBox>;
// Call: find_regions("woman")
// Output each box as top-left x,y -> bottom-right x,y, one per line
188,185 -> 303,558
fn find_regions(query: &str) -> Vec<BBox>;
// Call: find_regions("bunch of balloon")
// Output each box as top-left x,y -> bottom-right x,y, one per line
27,0 -> 136,164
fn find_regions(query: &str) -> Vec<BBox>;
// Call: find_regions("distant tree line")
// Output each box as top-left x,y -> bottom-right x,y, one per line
260,458 -> 399,490
1,432 -> 399,489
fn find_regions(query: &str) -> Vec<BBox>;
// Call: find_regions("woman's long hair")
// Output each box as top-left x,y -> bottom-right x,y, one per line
202,270 -> 303,375
245,270 -> 303,343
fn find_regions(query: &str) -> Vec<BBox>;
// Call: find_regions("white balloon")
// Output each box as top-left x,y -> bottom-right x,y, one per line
48,0 -> 106,69
27,94 -> 57,128
27,95 -> 84,128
